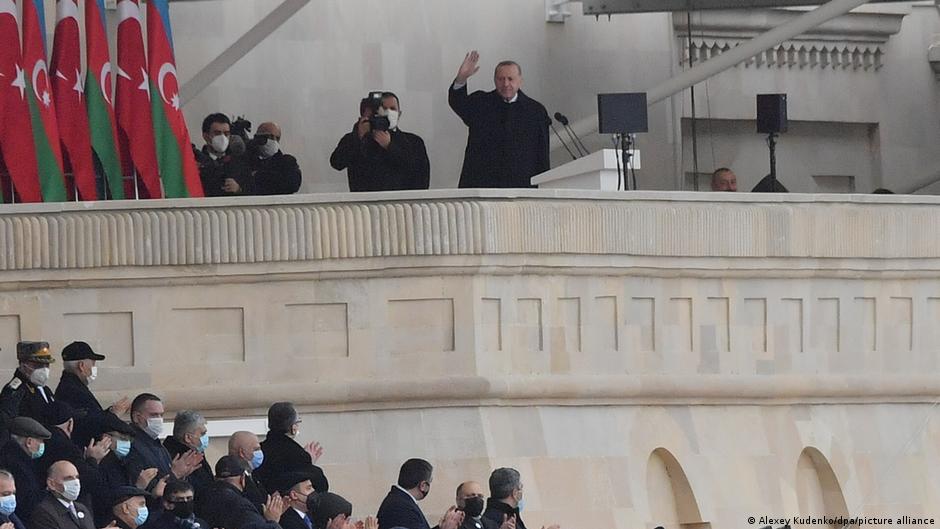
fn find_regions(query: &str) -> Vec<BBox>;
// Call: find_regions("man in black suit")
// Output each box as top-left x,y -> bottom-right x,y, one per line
142,479 -> 208,529
0,416 -> 51,520
54,341 -> 131,446
162,410 -> 213,495
198,456 -> 285,529
377,459 -> 464,529
0,469 -> 28,529
272,472 -> 315,529
448,52 -> 551,189
29,460 -> 95,529
481,468 -> 560,529
254,403 -> 327,494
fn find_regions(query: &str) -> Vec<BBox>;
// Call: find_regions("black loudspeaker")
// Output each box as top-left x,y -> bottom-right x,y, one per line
598,92 -> 648,134
757,93 -> 787,134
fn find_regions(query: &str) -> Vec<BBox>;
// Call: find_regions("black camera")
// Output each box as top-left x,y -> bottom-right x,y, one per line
361,91 -> 390,132
230,116 -> 252,141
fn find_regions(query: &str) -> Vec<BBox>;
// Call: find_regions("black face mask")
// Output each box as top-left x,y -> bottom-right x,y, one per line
172,499 -> 194,520
461,496 -> 485,518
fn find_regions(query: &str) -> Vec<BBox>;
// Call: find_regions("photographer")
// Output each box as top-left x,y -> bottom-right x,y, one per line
243,122 -> 303,195
330,91 -> 430,192
194,113 -> 250,197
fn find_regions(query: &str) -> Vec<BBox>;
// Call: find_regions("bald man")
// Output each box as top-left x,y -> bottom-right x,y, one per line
30,460 -> 94,529
243,122 -> 302,195
456,481 -> 491,529
227,431 -> 267,509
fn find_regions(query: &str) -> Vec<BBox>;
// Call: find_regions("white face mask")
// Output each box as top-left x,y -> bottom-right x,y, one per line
210,134 -> 229,155
88,365 -> 98,383
259,140 -> 279,159
145,417 -> 164,439
385,109 -> 400,130
61,478 -> 81,502
29,367 -> 50,386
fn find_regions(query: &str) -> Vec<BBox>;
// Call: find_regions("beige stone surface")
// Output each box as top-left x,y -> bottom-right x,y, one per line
0,191 -> 938,527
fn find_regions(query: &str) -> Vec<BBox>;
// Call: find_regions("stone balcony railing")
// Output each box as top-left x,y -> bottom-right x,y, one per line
1,190 -> 939,415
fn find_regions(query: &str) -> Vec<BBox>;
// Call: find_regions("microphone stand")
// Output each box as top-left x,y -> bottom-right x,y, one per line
618,133 -> 636,190
767,132 -> 778,190
551,123 -> 577,160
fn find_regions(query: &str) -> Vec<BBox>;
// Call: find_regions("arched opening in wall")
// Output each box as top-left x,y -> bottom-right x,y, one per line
795,447 -> 854,529
646,448 -> 710,529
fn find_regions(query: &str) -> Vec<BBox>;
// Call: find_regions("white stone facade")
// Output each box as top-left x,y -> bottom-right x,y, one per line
0,191 -> 938,527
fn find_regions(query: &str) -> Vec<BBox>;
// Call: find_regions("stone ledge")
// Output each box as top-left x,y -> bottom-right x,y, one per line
2,191 -> 940,272
92,374 -> 940,414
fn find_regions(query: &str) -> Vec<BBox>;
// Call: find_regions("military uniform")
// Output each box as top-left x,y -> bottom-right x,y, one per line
0,342 -> 56,441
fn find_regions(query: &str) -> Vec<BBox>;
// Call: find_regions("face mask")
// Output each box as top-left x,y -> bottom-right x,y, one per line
462,496 -> 485,518
114,439 -> 132,458
134,506 -> 149,526
250,449 -> 264,469
61,478 -> 81,501
145,417 -> 164,439
385,109 -> 400,130
197,433 -> 209,453
0,495 -> 16,515
210,134 -> 229,155
88,365 -> 98,383
29,367 -> 50,386
172,499 -> 194,519
31,442 -> 45,459
517,498 -> 525,512
259,139 -> 279,159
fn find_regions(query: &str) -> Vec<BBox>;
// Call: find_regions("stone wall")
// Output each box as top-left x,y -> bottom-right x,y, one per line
2,191 -> 939,527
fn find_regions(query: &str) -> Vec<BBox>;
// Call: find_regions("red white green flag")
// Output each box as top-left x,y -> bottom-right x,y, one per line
116,0 -> 162,198
85,0 -> 124,199
146,0 -> 203,198
0,0 -> 42,202
51,0 -> 97,200
23,0 -> 67,201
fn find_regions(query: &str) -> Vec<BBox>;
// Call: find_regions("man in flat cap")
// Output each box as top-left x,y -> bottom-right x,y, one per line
0,342 -> 57,439
272,471 -> 315,529
0,416 -> 51,520
142,479 -> 208,529
55,341 -> 131,446
108,486 -> 151,529
198,455 -> 285,529
35,402 -> 108,510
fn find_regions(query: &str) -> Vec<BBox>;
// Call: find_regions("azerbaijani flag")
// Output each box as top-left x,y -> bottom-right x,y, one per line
85,0 -> 124,199
51,0 -> 97,200
22,0 -> 67,201
146,0 -> 203,198
0,0 -> 42,202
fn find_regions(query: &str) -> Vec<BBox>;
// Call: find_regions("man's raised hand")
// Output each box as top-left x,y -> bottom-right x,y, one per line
456,51 -> 481,85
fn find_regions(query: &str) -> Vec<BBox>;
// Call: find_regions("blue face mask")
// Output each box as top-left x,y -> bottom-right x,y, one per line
0,495 -> 16,515
517,498 -> 525,512
114,439 -> 132,458
134,506 -> 149,526
251,449 -> 264,470
197,433 -> 209,453
31,442 -> 45,459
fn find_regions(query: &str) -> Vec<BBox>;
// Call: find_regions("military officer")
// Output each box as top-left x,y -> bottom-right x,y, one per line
0,342 -> 56,440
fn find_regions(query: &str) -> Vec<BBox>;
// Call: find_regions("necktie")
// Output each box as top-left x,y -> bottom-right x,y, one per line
304,514 -> 313,529
68,503 -> 79,522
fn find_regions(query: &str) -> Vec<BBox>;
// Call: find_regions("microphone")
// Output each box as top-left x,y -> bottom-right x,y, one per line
554,112 -> 588,156
550,123 -> 577,160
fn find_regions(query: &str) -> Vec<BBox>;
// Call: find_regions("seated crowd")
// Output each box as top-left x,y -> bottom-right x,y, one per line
0,341 -> 559,529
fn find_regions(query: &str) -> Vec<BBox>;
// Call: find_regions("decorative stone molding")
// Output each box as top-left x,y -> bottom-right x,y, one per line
673,8 -> 904,71
3,190 -> 940,272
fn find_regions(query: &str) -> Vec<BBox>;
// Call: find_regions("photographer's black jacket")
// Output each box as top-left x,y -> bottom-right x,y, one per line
244,151 -> 303,195
330,126 -> 430,192
448,85 -> 550,189
194,145 -> 250,197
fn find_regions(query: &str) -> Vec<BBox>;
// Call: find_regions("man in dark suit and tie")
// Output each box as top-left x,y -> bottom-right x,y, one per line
376,458 -> 434,529
29,460 -> 94,529
273,472 -> 315,529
